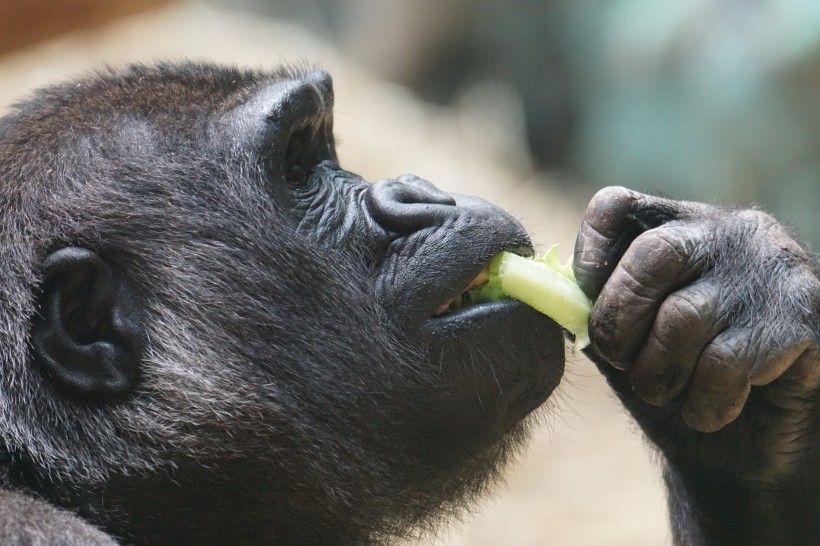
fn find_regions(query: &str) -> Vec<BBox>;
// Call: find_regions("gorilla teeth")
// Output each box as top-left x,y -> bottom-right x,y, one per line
435,267 -> 491,316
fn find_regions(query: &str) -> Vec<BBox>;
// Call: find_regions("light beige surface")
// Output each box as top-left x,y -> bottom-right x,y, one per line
0,3 -> 670,544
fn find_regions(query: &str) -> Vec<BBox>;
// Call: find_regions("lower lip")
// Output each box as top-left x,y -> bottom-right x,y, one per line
423,299 -> 521,331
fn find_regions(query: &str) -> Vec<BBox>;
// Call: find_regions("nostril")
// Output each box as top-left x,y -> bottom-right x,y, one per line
394,175 -> 457,206
366,176 -> 457,234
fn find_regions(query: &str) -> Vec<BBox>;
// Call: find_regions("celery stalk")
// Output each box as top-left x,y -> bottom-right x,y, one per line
479,246 -> 592,351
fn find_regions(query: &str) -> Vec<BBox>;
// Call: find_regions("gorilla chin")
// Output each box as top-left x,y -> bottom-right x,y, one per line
425,298 -> 565,432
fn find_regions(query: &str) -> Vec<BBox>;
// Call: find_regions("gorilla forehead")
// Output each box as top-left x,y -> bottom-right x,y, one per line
2,64 -> 331,191
2,66 -> 296,228
17,63 -> 299,125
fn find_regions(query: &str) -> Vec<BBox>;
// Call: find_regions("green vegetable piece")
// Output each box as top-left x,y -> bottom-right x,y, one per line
479,245 -> 592,351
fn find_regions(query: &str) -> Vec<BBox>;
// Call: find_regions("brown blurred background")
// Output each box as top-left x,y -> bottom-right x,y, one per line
0,0 -> 167,53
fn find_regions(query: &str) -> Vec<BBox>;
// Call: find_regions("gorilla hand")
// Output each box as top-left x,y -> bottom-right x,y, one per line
573,187 -> 819,546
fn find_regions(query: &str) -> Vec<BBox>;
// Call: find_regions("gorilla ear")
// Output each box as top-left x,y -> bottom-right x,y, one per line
31,247 -> 143,401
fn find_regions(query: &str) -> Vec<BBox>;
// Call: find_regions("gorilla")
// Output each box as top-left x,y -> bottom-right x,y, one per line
0,63 -> 816,546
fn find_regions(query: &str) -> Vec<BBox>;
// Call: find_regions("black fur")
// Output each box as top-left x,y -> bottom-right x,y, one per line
0,63 -> 563,544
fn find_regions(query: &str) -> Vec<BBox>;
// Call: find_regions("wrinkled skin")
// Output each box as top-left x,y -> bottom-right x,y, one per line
575,187 -> 819,546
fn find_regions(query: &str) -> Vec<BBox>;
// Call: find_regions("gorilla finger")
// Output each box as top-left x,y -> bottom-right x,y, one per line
769,342 -> 820,395
631,282 -> 723,406
573,186 -> 697,300
573,187 -> 644,300
744,321 -> 818,382
681,332 -> 752,433
588,224 -> 707,369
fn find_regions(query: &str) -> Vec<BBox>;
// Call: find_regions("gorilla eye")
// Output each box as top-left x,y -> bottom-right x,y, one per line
287,164 -> 308,188
284,125 -> 316,189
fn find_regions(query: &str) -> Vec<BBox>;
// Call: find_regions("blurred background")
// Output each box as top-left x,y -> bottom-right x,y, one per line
1,1 -> 818,545
224,0 -> 820,246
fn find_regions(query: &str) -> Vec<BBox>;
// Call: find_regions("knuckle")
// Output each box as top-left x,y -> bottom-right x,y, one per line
613,261 -> 655,297
643,326 -> 678,361
681,396 -> 744,433
655,226 -> 700,262
769,342 -> 820,390
700,344 -> 740,373
662,293 -> 705,332
796,345 -> 820,386
735,209 -> 777,246
682,350 -> 751,432
696,344 -> 750,392
620,229 -> 699,292
630,227 -> 697,269
667,283 -> 720,327
736,208 -> 776,230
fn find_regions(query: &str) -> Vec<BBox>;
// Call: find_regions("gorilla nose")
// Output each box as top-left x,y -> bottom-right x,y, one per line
366,175 -> 457,234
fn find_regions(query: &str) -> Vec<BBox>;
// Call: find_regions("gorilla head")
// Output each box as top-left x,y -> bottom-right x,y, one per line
0,64 -> 564,544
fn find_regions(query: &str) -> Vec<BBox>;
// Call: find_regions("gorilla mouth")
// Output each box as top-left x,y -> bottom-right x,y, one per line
433,265 -> 491,316
430,244 -> 531,319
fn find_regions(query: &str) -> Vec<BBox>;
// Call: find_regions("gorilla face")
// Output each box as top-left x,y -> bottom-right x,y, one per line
0,64 -> 563,544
